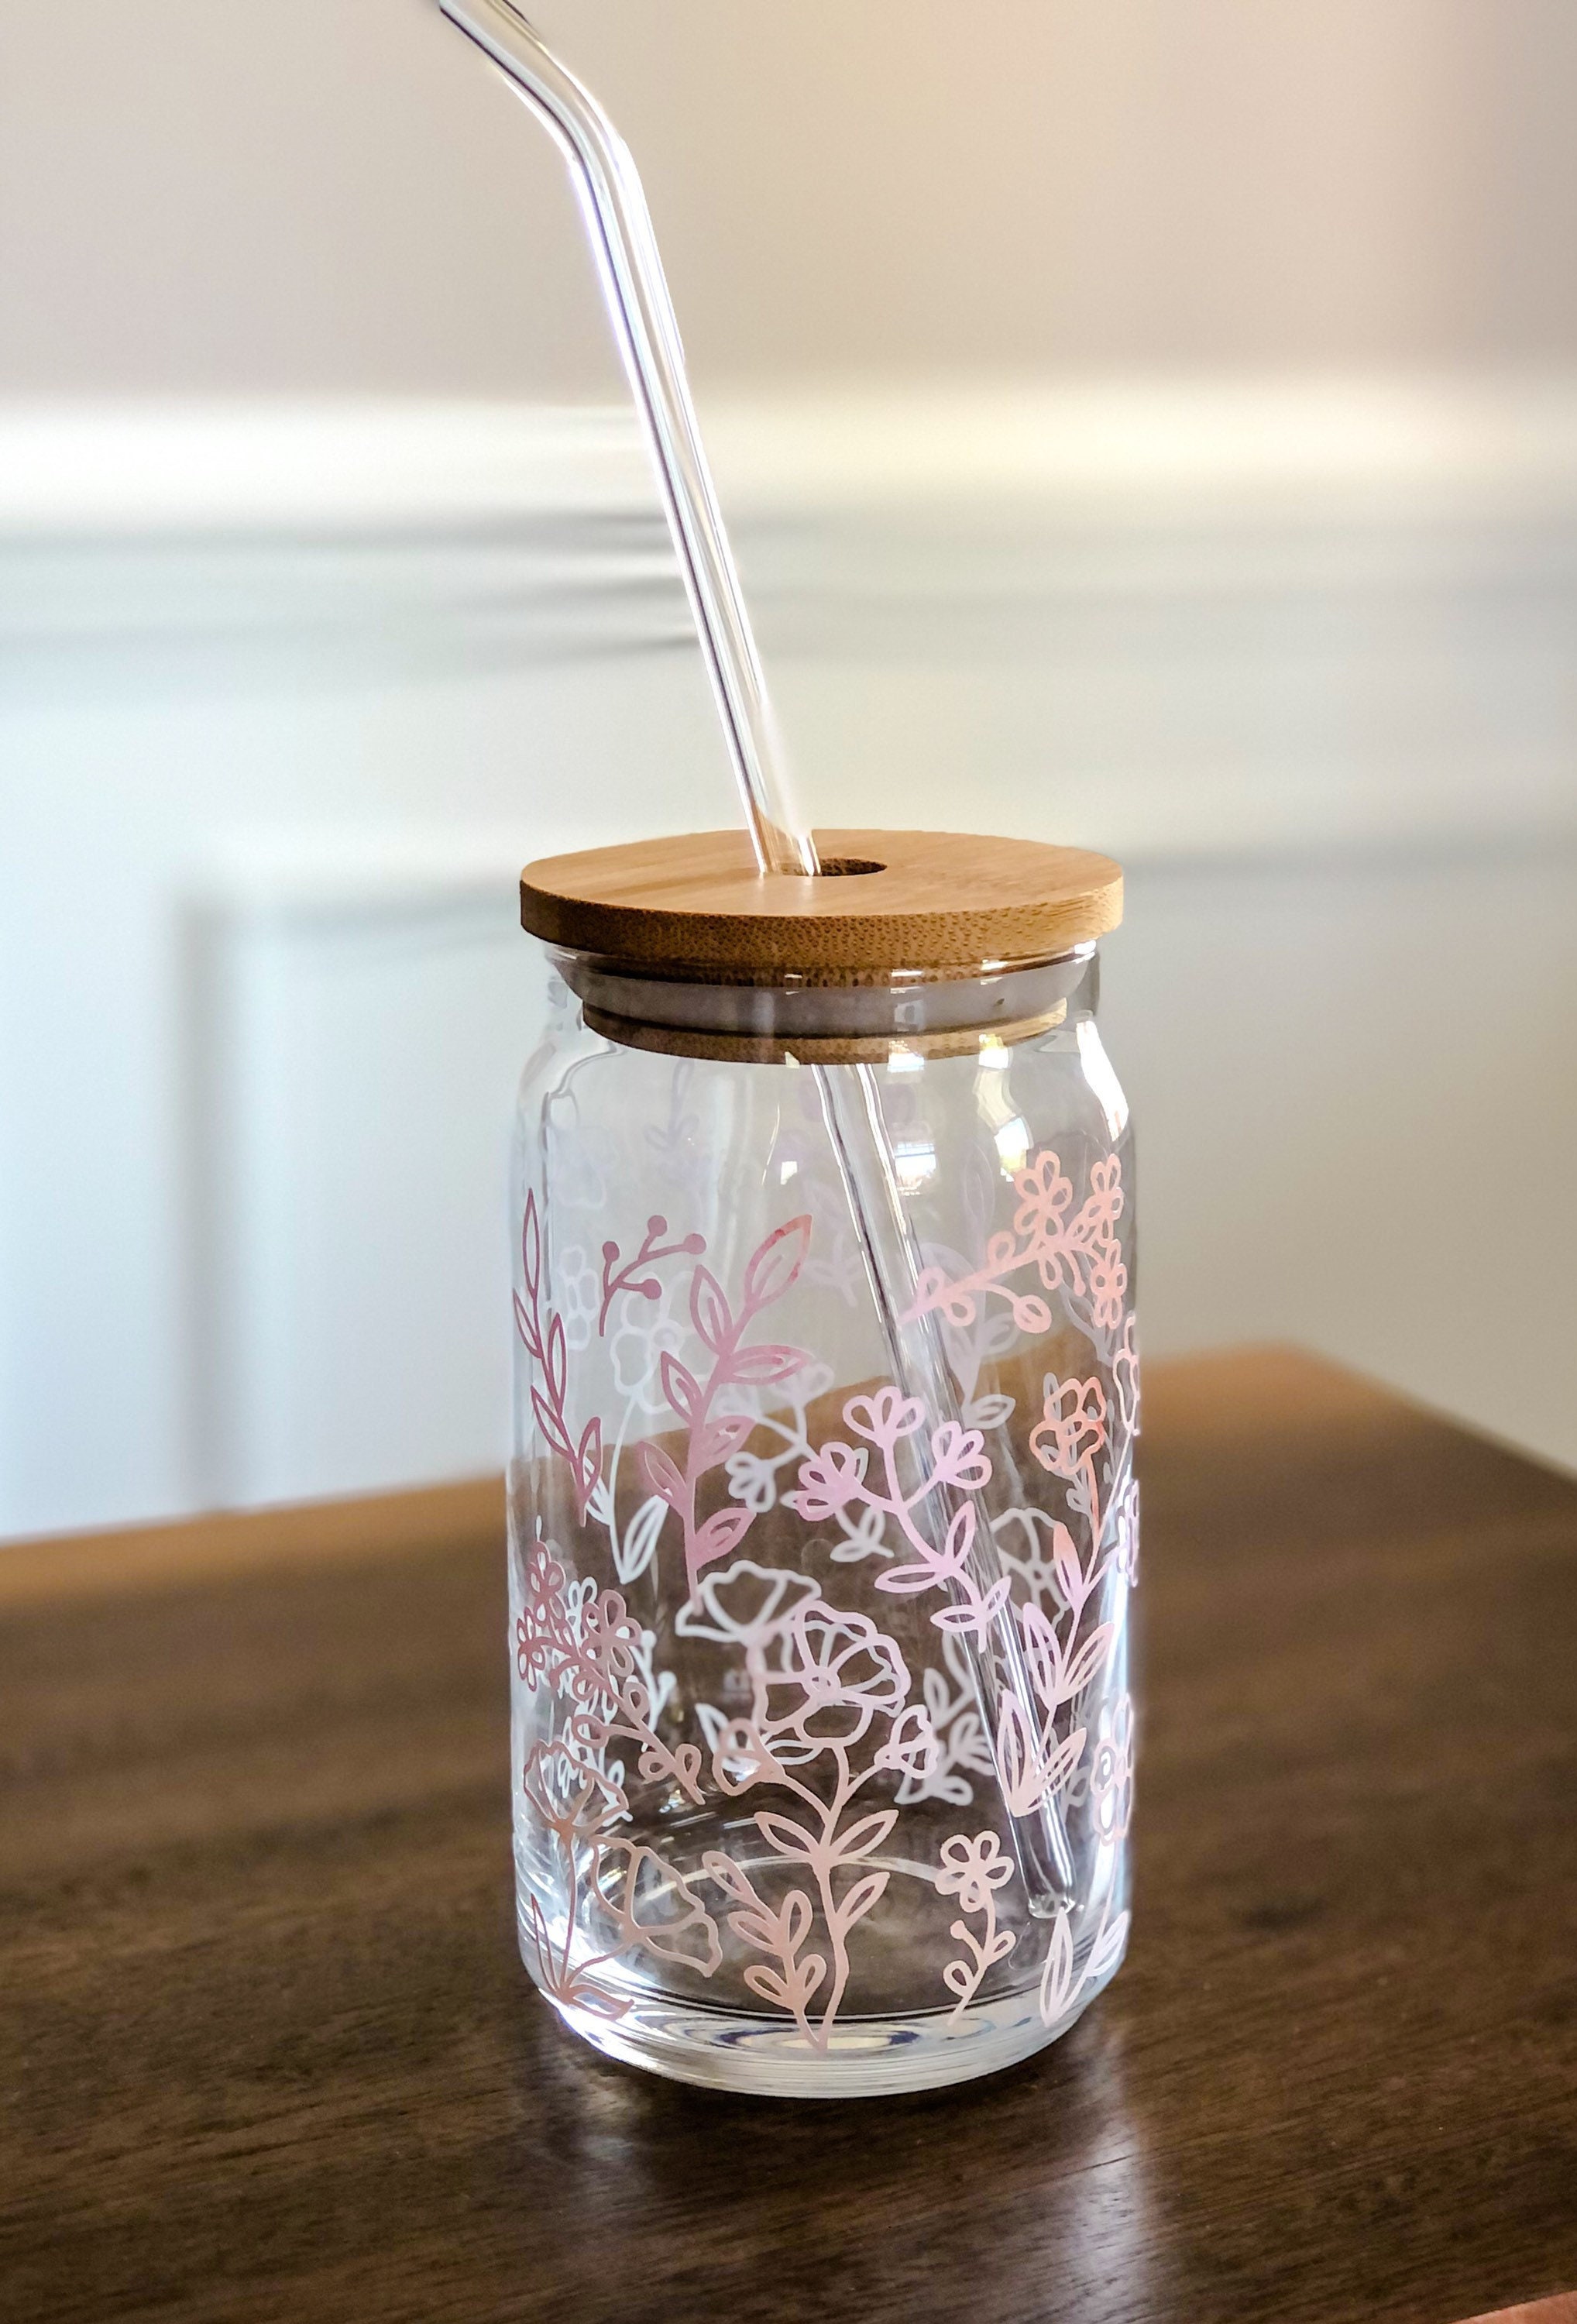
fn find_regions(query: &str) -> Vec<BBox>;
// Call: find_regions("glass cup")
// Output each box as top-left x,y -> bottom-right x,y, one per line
508,835 -> 1137,2095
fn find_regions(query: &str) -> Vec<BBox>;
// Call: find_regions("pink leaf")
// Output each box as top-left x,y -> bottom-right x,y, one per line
938,1501 -> 977,1576
691,1504 -> 754,1571
1020,1601 -> 1065,1707
574,1418 -> 603,1516
754,1810 -> 819,1863
833,1868 -> 890,1934
689,1265 -> 734,1353
512,1290 -> 541,1361
1039,1910 -> 1075,2027
788,1951 -> 826,2003
658,1350 -> 701,1423
1042,1724 -> 1087,1796
981,1574 -> 1012,1624
933,1581 -> 1009,1638
741,1215 -> 812,1314
521,1193 -> 541,1299
545,1312 -> 566,1400
1063,1623 -> 1116,1700
997,1687 -> 1047,1817
522,1888 -> 552,1968
730,1342 -> 808,1387
1051,1522 -> 1085,1607
694,1411 -> 754,1469
530,1387 -> 572,1460
1087,1910 -> 1131,1983
743,1965 -> 788,2008
781,1890 -> 815,1951
702,1851 -> 759,1907
875,1557 -> 943,1597
640,1443 -> 685,1508
830,1808 -> 898,1863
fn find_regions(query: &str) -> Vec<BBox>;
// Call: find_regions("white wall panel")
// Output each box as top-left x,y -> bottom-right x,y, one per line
2,387 -> 1573,1535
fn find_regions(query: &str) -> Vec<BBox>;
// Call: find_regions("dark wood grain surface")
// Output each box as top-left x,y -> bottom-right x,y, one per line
2,1349 -> 1574,2324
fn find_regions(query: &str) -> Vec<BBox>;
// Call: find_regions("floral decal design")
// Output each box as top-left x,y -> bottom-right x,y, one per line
515,1549 -> 720,2019
679,1559 -> 940,2051
515,1191 -> 603,1523
790,1389 -> 1006,1642
597,1213 -> 707,1336
516,1542 -> 703,1803
641,1217 -> 813,1598
905,1147 -> 1128,1350
936,1831 -> 1018,2025
511,1133 -> 1137,2053
1038,1893 -> 1131,2031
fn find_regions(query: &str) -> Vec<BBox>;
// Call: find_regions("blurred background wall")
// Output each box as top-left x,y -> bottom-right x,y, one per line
2,0 -> 1575,1536
7,0 -> 1577,392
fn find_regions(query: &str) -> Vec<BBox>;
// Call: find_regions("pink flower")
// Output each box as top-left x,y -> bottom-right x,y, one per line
764,1603 -> 910,1748
1085,1244 -> 1128,1335
788,1441 -> 865,1523
935,1829 -> 1014,1915
927,1422 -> 991,1494
574,1589 -> 642,1696
1031,1375 -> 1108,1480
517,1543 -> 570,1683
675,1558 -> 819,1645
843,1387 -> 926,1446
1084,1156 -> 1124,1234
1012,1150 -> 1074,1239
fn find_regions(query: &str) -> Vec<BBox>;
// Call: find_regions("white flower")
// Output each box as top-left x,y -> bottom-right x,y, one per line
675,1558 -> 820,1645
609,1284 -> 686,1415
555,1246 -> 599,1353
724,1449 -> 778,1514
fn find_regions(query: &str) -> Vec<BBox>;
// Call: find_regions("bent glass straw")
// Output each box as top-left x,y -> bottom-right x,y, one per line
438,0 -> 811,876
437,0 -> 1075,1902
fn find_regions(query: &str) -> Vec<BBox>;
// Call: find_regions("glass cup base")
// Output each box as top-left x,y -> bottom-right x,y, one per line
538,1962 -> 1118,2099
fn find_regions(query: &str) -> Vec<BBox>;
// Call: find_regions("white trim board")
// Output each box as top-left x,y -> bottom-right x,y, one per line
2,381 -> 1575,861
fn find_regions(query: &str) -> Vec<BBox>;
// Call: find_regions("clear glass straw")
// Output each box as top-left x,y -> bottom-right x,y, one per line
438,0 -> 1073,1903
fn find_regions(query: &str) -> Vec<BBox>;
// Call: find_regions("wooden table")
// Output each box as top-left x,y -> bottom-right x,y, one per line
3,1349 -> 1575,2324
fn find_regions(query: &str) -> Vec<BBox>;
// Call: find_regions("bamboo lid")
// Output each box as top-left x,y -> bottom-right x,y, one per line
519,828 -> 1122,981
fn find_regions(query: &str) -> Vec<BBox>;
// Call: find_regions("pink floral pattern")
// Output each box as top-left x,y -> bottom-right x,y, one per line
905,1147 -> 1129,1353
597,1213 -> 707,1336
791,1389 -> 1008,1643
641,1217 -> 813,1598
517,1542 -> 703,1802
512,1131 -> 1138,2053
514,1552 -> 721,2018
691,1560 -> 941,2051
515,1191 -> 603,1522
936,1831 -> 1018,2025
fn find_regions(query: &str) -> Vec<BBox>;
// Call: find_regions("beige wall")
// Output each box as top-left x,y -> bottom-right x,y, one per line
3,0 -> 1577,399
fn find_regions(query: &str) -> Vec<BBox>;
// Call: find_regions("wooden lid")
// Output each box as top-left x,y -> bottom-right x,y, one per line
519,828 -> 1122,980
